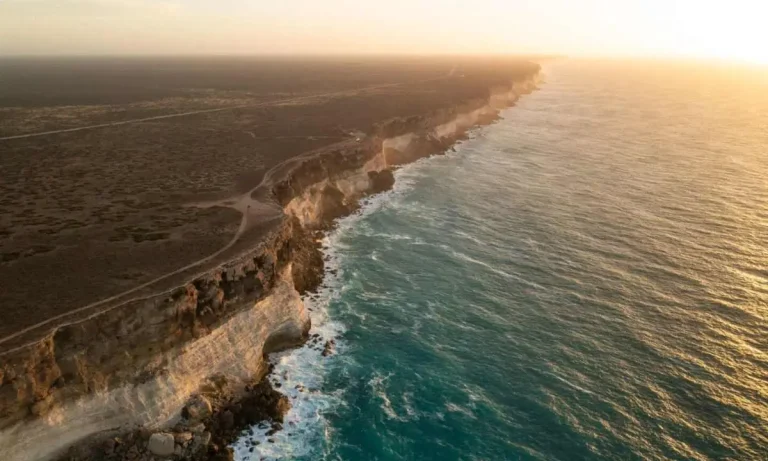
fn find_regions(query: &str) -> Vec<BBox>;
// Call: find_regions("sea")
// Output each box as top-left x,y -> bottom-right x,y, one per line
233,59 -> 768,461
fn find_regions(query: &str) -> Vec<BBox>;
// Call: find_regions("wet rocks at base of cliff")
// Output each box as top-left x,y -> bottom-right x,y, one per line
367,169 -> 395,195
288,219 -> 325,296
59,370 -> 289,461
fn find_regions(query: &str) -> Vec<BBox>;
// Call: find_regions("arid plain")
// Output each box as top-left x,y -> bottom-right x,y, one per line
0,57 -> 538,340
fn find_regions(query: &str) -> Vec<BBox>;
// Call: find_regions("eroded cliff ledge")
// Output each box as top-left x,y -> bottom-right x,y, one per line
0,67 -> 541,461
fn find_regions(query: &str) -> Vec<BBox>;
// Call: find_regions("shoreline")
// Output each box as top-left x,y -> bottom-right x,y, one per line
232,186 -> 400,459
0,69 -> 542,461
236,77 -> 545,458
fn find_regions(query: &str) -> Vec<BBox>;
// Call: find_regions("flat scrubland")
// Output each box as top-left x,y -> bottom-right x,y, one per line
0,56 -> 537,337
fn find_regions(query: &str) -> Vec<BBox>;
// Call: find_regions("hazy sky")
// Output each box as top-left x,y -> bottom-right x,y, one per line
1,0 -> 766,64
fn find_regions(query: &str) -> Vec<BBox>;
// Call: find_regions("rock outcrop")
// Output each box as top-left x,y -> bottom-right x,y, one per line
0,68 -> 541,461
59,372 -> 290,461
147,432 -> 175,457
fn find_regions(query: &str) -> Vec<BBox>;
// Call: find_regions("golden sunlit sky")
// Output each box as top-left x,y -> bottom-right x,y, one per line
1,0 -> 767,65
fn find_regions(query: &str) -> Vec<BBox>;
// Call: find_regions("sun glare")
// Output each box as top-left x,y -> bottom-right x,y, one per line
671,0 -> 768,65
1,0 -> 768,65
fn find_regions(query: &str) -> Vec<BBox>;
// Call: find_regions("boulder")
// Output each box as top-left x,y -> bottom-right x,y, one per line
147,432 -> 175,457
321,340 -> 334,357
189,422 -> 206,434
30,395 -> 54,416
174,432 -> 194,445
192,431 -> 212,452
220,409 -> 235,429
274,396 -> 291,421
185,394 -> 212,422
367,169 -> 395,194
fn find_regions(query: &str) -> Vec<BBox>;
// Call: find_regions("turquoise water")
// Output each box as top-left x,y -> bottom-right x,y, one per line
235,60 -> 768,460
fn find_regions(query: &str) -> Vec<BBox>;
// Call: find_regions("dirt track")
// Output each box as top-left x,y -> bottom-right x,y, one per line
0,79 -> 435,141
0,78 -> 434,347
0,56 -> 539,341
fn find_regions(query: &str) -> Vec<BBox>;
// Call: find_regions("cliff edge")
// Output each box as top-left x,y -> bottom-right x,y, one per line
0,65 -> 541,460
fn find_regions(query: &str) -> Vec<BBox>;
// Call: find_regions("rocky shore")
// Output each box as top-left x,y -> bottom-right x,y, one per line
0,67 -> 541,460
60,368 -> 289,461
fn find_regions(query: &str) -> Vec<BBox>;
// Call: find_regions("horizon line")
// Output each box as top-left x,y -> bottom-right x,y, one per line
0,52 -> 764,66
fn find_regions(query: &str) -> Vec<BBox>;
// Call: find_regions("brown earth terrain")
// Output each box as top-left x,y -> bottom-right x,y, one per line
0,56 -> 541,460
0,56 -> 537,342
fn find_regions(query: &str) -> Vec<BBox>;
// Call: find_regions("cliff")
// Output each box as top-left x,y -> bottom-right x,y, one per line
0,68 -> 541,460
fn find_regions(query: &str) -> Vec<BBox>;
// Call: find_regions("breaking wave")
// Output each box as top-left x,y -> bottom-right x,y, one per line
236,60 -> 768,460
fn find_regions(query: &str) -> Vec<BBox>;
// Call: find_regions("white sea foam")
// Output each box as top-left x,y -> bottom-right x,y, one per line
232,163 -> 423,459
231,134 -> 485,459
367,372 -> 401,420
231,217 -> 359,460
444,402 -> 477,419
231,257 -> 346,460
552,373 -> 595,396
452,229 -> 488,246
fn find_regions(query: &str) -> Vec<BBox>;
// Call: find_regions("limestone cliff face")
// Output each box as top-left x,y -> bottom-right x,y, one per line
1,265 -> 307,461
280,76 -> 540,229
0,220 -> 314,460
0,70 -> 540,461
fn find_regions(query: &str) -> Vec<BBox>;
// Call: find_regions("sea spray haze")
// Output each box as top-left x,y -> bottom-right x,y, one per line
236,59 -> 768,460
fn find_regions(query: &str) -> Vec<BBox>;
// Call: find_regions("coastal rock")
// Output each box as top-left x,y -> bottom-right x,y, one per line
188,423 -> 206,434
213,448 -> 235,461
174,432 -> 194,445
275,396 -> 291,420
184,395 -> 213,422
147,432 -> 175,457
100,438 -> 117,456
321,339 -> 336,357
220,410 -> 235,429
367,169 -> 395,194
192,431 -> 212,452
318,184 -> 351,224
30,394 -> 54,416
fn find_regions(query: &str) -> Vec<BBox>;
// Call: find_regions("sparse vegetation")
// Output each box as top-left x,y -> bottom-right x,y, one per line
0,57 -> 538,337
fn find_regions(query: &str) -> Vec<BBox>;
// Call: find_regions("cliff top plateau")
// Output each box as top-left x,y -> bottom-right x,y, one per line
0,56 -> 539,347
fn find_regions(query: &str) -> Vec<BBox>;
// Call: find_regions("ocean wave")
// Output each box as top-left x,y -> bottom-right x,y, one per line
232,153 -> 439,459
232,231 -> 349,460
367,372 -> 402,421
237,61 -> 768,460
